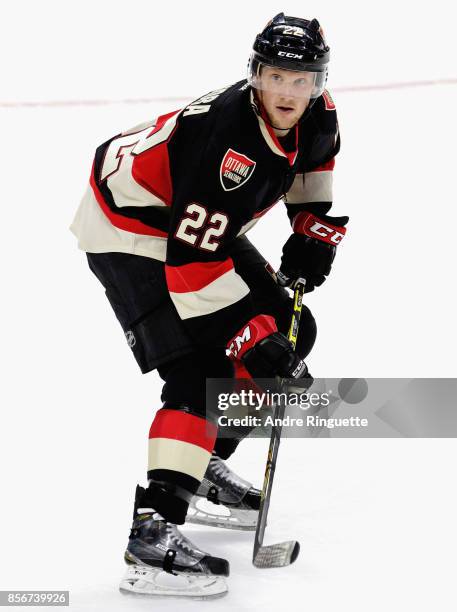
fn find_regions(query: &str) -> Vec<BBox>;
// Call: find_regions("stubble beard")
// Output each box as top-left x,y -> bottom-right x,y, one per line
264,107 -> 300,132
255,90 -> 308,133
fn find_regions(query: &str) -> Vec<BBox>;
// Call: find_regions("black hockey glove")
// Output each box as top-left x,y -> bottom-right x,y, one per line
227,315 -> 311,390
278,211 -> 349,292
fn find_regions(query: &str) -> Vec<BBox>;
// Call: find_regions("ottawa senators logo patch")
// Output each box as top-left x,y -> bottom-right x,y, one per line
220,149 -> 256,191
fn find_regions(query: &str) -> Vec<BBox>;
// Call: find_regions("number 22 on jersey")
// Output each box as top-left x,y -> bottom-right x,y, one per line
175,204 -> 228,252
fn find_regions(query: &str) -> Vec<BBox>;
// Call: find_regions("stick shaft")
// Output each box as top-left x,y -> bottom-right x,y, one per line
287,278 -> 306,348
253,279 -> 306,560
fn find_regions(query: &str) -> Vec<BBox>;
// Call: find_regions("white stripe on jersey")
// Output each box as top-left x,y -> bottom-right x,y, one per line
101,112 -> 180,208
70,185 -> 167,260
237,217 -> 260,236
284,171 -> 333,204
249,91 -> 287,159
169,268 -> 250,320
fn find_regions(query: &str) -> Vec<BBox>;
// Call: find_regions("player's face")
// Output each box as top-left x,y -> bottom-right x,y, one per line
257,66 -> 314,131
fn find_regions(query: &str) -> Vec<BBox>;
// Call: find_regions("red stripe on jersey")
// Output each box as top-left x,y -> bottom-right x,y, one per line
310,158 -> 335,172
253,197 -> 282,219
261,105 -> 299,166
132,110 -> 179,207
90,164 -> 168,237
165,258 -> 234,293
149,110 -> 179,135
149,409 -> 217,452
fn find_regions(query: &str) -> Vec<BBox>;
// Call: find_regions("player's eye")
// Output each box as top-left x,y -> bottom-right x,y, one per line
270,74 -> 282,82
294,77 -> 313,88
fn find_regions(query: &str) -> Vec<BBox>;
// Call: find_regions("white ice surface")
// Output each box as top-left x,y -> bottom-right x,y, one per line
1,0 -> 457,610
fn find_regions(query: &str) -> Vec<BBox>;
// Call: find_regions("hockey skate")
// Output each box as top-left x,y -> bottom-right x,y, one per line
119,485 -> 229,599
186,454 -> 261,531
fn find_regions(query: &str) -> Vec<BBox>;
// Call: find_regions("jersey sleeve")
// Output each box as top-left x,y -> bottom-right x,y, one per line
284,90 -> 340,224
90,111 -> 181,236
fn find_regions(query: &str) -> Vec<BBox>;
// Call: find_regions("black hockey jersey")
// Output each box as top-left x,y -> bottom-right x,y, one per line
71,80 -> 339,347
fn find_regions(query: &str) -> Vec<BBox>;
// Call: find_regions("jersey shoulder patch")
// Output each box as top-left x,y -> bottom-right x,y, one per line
310,90 -> 338,136
322,89 -> 336,111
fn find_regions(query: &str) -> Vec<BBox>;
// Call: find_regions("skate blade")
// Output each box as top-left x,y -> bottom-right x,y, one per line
119,565 -> 228,600
187,496 -> 258,531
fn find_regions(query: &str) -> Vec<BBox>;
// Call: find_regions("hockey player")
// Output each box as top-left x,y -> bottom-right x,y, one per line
71,13 -> 348,598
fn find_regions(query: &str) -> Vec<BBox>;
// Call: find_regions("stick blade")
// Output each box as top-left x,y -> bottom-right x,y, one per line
253,540 -> 300,568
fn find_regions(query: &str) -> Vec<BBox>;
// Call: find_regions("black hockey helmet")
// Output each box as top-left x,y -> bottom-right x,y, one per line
248,13 -> 330,100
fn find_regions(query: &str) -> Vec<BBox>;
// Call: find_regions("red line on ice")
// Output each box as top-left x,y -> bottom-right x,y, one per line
2,78 -> 457,109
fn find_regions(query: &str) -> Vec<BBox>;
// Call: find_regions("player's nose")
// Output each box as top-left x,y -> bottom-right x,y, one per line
278,92 -> 296,105
278,84 -> 297,100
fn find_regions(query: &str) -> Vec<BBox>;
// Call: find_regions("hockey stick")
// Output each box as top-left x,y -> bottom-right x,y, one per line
252,278 -> 307,568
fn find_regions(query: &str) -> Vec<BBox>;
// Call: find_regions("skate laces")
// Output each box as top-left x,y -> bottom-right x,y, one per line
165,523 -> 202,557
205,455 -> 255,504
209,455 -> 245,487
209,456 -> 232,481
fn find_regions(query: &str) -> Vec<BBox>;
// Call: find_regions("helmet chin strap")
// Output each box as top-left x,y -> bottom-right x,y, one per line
267,122 -> 290,132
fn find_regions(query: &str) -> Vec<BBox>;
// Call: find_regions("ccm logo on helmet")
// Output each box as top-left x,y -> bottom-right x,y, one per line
278,51 -> 303,59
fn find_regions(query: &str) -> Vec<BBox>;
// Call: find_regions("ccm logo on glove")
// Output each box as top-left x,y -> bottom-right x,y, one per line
292,212 -> 346,245
228,315 -> 310,384
278,210 -> 349,292
228,315 -> 277,358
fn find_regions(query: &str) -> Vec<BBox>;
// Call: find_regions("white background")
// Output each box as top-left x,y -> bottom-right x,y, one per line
1,0 -> 456,610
